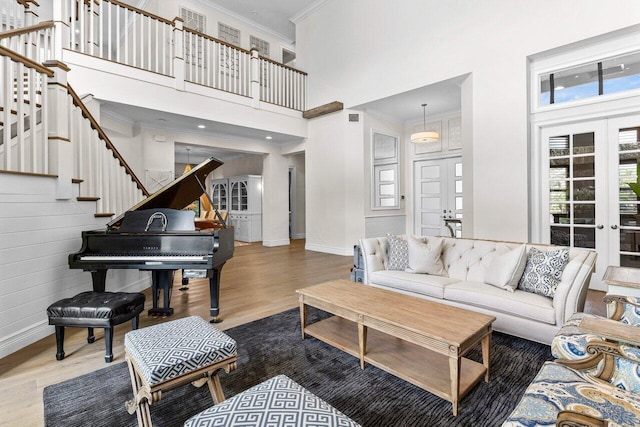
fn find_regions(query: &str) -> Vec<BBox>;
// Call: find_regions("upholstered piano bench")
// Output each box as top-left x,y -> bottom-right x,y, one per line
47,291 -> 145,363
184,375 -> 361,427
124,316 -> 237,427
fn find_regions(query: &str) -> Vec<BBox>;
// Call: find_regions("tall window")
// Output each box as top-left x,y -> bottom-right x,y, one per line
181,8 -> 205,66
218,22 -> 240,46
371,131 -> 400,210
250,35 -> 270,58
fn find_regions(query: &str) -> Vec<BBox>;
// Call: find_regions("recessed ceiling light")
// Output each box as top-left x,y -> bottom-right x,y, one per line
265,136 -> 273,140
198,124 -> 206,129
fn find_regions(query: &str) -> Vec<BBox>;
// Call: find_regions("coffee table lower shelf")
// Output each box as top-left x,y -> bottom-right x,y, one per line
303,315 -> 487,406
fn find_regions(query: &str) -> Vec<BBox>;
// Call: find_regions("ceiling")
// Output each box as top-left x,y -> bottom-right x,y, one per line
199,0 -> 320,43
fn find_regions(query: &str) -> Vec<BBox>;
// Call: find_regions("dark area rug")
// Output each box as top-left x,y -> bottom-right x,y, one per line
43,307 -> 551,426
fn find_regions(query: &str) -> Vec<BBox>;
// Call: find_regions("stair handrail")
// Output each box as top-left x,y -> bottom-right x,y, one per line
0,20 -> 53,40
0,44 -> 52,76
66,84 -> 150,196
106,0 -> 173,24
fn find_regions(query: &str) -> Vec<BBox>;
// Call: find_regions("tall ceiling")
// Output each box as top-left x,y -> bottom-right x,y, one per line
104,0 -> 462,165
198,0 -> 320,43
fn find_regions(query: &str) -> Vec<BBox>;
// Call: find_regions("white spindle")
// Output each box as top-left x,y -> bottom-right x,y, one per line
16,61 -> 25,171
1,57 -> 10,170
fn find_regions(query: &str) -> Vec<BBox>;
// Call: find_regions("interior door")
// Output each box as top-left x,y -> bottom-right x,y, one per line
541,122 -> 607,290
413,157 -> 462,237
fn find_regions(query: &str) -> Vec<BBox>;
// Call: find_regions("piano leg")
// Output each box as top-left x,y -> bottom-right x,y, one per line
148,270 -> 174,316
208,265 -> 225,323
90,270 -> 107,292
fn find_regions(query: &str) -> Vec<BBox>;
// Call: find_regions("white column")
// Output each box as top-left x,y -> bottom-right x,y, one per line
173,18 -> 185,91
52,0 -> 70,61
44,60 -> 73,200
261,150 -> 290,246
250,48 -> 261,108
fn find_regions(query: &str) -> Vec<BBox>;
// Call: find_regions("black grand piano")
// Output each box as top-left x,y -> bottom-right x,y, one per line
68,157 -> 234,322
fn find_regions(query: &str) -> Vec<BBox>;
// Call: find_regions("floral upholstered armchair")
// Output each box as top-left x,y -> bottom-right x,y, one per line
503,320 -> 640,426
551,294 -> 640,363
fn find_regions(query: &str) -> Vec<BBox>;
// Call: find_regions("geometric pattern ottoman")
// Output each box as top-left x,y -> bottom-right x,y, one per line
502,361 -> 640,427
124,316 -> 238,427
184,375 -> 361,427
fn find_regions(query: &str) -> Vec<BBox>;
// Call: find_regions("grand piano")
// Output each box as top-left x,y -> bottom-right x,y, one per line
68,157 -> 234,322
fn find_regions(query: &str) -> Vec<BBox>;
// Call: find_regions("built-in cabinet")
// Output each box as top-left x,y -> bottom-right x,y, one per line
210,178 -> 228,211
228,175 -> 262,242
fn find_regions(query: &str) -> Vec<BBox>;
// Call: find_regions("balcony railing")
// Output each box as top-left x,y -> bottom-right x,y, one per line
61,0 -> 306,110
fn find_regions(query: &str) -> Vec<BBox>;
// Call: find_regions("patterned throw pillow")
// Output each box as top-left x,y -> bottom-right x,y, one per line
386,234 -> 409,271
518,247 -> 570,297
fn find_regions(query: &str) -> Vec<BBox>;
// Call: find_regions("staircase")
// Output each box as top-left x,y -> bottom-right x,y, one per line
0,6 -> 148,217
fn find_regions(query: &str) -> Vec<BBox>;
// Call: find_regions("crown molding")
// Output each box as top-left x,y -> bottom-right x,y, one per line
290,0 -> 329,24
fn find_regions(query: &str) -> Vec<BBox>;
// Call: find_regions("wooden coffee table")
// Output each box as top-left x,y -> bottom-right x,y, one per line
297,279 -> 495,416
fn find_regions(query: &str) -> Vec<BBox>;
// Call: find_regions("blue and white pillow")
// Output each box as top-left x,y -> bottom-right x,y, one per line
517,247 -> 569,297
386,234 -> 409,271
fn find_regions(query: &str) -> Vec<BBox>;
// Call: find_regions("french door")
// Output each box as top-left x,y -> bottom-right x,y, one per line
540,115 -> 640,290
413,157 -> 462,237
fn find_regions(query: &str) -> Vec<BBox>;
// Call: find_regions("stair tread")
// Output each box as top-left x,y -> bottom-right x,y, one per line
77,196 -> 100,201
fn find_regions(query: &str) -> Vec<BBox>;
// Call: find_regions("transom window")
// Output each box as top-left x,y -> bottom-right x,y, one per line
539,50 -> 640,106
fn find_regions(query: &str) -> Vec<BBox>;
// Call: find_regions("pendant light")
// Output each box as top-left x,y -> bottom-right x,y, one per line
183,148 -> 192,174
411,103 -> 439,143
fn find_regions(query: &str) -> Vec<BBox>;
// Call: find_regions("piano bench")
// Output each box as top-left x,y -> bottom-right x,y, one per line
124,316 -> 237,427
47,291 -> 146,363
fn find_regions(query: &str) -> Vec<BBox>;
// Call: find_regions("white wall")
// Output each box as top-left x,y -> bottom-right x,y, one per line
0,173 -> 149,358
296,0 -> 640,242
305,110 -> 365,255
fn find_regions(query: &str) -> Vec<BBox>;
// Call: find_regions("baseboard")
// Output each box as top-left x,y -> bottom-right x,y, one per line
293,233 -> 306,239
262,239 -> 290,247
304,243 -> 353,256
0,319 -> 51,360
0,277 -> 150,359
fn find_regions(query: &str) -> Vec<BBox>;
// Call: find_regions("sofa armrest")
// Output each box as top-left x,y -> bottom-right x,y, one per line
553,250 -> 597,326
359,237 -> 389,284
556,410 -> 608,427
603,294 -> 640,322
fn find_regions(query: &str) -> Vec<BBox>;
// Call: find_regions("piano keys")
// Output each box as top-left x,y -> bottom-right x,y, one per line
68,157 -> 234,321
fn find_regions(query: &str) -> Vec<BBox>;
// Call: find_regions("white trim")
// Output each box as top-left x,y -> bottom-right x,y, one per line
293,233 -> 306,239
262,239 -> 290,247
290,1 -> 330,25
0,320 -> 50,360
304,243 -> 352,256
0,277 -> 149,358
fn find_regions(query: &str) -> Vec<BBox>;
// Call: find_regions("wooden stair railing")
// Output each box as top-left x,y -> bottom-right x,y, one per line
66,84 -> 149,215
0,44 -> 52,173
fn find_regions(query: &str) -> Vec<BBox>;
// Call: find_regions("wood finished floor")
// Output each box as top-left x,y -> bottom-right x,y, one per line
0,239 -> 607,426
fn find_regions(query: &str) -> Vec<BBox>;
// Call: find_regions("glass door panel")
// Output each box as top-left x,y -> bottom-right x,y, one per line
615,123 -> 640,268
548,132 -> 597,249
542,121 -> 607,290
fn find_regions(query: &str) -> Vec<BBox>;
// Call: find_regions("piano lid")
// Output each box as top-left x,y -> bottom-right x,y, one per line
108,156 -> 223,228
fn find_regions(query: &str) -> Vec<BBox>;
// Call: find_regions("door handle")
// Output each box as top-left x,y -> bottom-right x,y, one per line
596,224 -> 604,229
611,225 -> 619,229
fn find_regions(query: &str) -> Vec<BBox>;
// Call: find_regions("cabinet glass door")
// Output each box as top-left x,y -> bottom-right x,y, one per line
212,183 -> 227,210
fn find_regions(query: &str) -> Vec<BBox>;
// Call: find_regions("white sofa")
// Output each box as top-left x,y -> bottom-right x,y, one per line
359,236 -> 597,344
